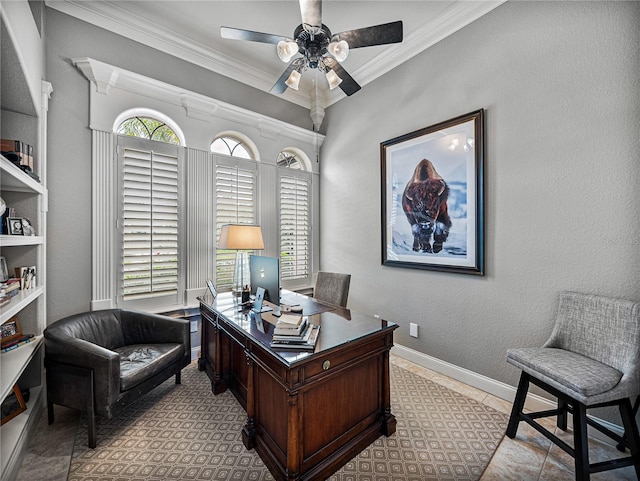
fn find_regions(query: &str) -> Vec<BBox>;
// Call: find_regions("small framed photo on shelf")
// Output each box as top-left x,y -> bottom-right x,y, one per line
0,256 -> 8,282
21,218 -> 36,236
1,384 -> 27,426
7,217 -> 24,235
14,266 -> 36,290
1,316 -> 22,344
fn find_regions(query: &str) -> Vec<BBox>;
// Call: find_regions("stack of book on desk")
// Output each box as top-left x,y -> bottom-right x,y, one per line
270,313 -> 319,351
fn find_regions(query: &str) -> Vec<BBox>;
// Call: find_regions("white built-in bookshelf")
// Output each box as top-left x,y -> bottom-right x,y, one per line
0,2 -> 52,480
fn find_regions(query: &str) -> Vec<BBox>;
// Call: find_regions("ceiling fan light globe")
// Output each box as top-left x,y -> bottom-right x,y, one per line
325,69 -> 343,90
328,40 -> 349,62
285,69 -> 302,90
277,40 -> 298,62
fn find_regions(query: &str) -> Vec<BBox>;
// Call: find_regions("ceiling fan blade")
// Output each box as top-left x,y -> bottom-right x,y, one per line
299,0 -> 322,29
220,26 -> 289,45
324,58 -> 361,96
271,62 -> 298,94
333,20 -> 403,49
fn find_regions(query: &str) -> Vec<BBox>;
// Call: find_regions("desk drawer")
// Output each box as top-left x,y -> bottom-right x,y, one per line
303,334 -> 389,382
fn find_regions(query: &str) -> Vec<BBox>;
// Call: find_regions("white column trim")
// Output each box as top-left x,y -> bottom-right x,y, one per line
91,130 -> 116,310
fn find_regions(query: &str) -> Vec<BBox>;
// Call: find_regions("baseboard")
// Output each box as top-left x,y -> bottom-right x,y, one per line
391,344 -> 624,442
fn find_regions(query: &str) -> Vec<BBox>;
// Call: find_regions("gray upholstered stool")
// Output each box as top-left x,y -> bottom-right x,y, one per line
506,291 -> 640,480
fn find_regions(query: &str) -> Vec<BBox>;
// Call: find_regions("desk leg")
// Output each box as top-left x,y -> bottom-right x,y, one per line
241,352 -> 256,450
381,350 -> 397,436
211,322 -> 226,394
287,390 -> 301,481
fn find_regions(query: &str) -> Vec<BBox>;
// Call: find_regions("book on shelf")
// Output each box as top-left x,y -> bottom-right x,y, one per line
276,312 -> 304,326
273,317 -> 308,337
270,325 -> 320,351
1,138 -> 34,170
272,322 -> 313,343
1,333 -> 35,350
1,337 -> 36,353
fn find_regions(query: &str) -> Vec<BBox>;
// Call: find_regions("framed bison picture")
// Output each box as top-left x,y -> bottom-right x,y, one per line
380,109 -> 484,275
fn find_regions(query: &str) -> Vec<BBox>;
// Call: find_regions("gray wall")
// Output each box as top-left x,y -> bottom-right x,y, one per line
44,8 -> 312,321
44,2 -> 640,394
321,0 -> 640,388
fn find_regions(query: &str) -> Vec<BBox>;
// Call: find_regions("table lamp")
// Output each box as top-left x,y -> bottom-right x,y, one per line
217,224 -> 264,295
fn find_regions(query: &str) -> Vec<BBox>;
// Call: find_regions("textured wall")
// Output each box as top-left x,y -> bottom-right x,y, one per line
320,1 -> 640,388
43,8 -> 312,321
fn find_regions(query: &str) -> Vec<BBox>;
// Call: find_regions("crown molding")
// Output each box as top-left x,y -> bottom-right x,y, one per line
324,1 -> 505,106
46,0 -> 312,109
47,1 -> 504,109
72,57 -> 324,146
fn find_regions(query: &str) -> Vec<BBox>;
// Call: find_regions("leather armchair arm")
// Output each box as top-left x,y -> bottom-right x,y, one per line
120,310 -> 190,350
44,335 -> 121,414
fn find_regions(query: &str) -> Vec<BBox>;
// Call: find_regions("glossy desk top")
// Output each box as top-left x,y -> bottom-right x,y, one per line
199,290 -> 397,365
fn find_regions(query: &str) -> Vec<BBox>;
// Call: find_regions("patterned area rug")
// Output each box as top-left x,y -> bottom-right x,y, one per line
68,363 -> 507,480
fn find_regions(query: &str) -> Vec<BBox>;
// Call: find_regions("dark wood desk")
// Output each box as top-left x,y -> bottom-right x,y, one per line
198,290 -> 398,481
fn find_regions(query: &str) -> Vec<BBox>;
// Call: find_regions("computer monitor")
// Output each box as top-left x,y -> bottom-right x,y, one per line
249,255 -> 280,305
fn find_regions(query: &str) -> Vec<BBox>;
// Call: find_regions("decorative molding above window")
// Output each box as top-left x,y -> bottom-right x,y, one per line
72,57 -> 324,148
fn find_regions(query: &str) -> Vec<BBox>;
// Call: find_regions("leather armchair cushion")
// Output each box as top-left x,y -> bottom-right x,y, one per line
115,343 -> 185,391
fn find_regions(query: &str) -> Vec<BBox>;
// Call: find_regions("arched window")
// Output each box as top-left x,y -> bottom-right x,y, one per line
212,132 -> 259,290
114,108 -> 185,145
278,149 -> 311,282
276,149 -> 310,171
113,110 -> 184,308
117,116 -> 180,144
211,133 -> 257,160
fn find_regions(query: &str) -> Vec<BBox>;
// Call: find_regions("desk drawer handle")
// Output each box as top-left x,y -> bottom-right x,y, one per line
322,360 -> 331,370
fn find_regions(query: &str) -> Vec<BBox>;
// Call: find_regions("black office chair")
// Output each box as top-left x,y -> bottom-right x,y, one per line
313,272 -> 351,308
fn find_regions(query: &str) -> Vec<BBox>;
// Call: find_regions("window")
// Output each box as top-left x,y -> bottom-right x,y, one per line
118,136 -> 182,307
278,150 -> 311,281
215,159 -> 258,290
117,116 -> 180,145
211,135 -> 253,159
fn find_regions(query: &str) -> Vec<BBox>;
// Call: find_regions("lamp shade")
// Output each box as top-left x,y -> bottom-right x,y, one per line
285,69 -> 302,90
325,69 -> 343,90
328,40 -> 349,62
218,224 -> 264,250
277,40 -> 298,63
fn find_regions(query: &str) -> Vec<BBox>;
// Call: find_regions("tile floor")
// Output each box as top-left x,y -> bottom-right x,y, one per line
392,356 -> 638,480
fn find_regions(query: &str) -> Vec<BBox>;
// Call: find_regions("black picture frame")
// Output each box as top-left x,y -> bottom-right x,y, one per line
380,109 -> 484,275
7,217 -> 24,235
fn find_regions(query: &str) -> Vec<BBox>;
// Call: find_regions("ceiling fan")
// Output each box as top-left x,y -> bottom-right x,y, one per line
220,0 -> 403,97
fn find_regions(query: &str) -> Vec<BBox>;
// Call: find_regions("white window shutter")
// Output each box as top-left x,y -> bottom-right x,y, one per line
121,145 -> 179,302
280,174 -> 310,280
215,162 -> 257,290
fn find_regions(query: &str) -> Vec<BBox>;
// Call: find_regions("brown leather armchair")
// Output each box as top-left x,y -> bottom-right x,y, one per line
44,309 -> 190,448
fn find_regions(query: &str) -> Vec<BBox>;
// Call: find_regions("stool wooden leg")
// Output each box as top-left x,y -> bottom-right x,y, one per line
573,402 -> 590,481
506,372 -> 529,438
619,398 -> 640,478
557,399 -> 568,431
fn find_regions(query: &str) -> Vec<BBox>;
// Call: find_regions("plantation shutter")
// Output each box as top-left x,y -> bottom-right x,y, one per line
279,173 -> 310,280
215,160 -> 257,290
121,144 -> 179,303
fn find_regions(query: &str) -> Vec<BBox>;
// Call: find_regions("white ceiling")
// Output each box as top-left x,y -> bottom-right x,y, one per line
46,1 -> 504,114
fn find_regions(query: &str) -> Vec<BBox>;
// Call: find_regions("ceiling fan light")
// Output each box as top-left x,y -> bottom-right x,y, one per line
285,69 -> 302,90
325,69 -> 343,90
328,40 -> 349,62
277,40 -> 298,62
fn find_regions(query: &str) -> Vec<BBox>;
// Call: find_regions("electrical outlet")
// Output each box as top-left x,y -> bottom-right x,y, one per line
409,323 -> 419,338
